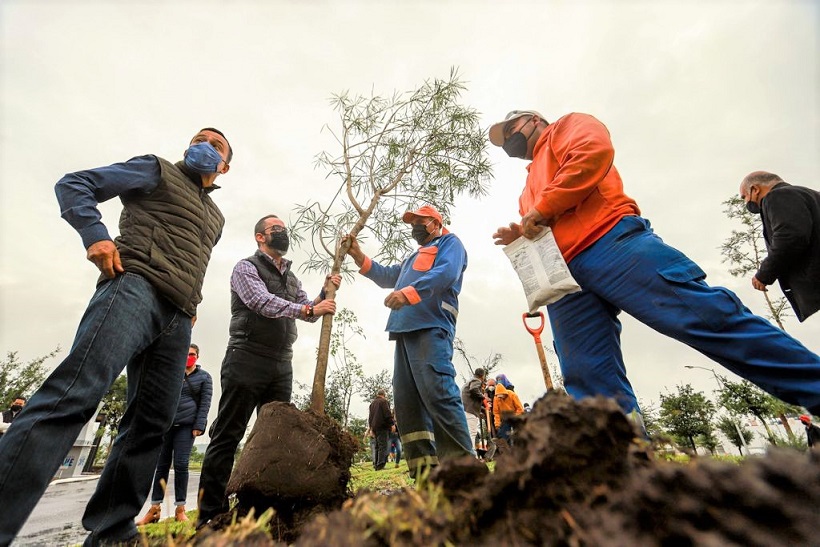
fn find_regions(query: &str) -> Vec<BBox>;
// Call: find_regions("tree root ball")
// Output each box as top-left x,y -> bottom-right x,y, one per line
225,402 -> 358,541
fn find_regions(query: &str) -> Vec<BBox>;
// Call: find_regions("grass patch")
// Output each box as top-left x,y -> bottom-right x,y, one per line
348,461 -> 415,492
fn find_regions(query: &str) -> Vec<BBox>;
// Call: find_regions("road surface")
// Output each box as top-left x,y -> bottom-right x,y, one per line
14,472 -> 200,546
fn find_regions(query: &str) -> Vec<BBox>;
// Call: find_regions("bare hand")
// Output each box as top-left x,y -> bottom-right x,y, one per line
752,276 -> 768,291
342,234 -> 365,266
384,290 -> 409,310
313,299 -> 337,317
86,240 -> 124,279
521,209 -> 547,239
492,223 -> 523,246
326,274 -> 342,290
192,429 -> 203,437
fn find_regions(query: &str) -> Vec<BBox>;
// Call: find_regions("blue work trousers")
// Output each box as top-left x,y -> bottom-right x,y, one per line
150,424 -> 196,505
548,216 -> 820,416
392,328 -> 474,474
0,273 -> 191,546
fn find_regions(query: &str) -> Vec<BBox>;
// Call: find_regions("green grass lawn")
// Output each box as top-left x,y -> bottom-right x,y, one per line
137,461 -> 416,541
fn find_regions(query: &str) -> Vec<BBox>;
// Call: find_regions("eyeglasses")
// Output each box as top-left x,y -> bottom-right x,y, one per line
264,226 -> 287,234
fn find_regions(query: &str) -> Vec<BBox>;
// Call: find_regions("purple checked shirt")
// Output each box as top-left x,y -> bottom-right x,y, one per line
230,252 -> 319,322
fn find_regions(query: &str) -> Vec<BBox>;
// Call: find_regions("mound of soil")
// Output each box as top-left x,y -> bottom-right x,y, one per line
224,402 -> 358,542
297,391 -> 820,546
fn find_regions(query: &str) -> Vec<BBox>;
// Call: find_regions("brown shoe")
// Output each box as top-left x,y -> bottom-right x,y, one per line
175,505 -> 189,522
136,504 -> 161,525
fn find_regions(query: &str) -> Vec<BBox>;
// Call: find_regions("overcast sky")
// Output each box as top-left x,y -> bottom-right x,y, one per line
1,1 -> 818,430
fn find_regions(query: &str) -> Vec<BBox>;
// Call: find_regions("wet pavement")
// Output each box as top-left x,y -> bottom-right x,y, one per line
14,472 -> 200,546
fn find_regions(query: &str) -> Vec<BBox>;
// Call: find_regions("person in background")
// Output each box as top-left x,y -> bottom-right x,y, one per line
0,397 -> 26,437
389,419 -> 403,468
137,343 -> 213,524
368,389 -> 393,471
461,368 -> 487,453
739,171 -> 820,322
493,383 -> 524,442
799,415 -> 820,450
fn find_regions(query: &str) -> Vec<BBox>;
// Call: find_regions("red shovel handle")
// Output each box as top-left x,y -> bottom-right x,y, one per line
522,312 -> 545,343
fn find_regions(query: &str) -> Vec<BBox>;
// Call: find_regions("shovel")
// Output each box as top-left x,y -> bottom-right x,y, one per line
523,311 -> 554,391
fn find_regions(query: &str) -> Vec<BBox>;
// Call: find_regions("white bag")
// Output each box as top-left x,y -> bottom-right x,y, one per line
502,227 -> 582,313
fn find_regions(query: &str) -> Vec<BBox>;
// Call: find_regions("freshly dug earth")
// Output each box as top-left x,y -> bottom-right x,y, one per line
296,391 -> 820,546
223,401 -> 358,543
194,394 -> 819,546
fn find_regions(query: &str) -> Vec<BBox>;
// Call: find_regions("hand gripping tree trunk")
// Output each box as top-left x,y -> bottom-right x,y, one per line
291,68 -> 492,413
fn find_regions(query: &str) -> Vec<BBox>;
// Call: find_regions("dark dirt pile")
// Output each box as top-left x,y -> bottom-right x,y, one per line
222,401 -> 358,543
297,391 -> 820,546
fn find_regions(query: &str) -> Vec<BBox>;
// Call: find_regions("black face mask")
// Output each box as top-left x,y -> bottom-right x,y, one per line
502,118 -> 535,159
10,405 -> 22,413
411,224 -> 431,245
745,200 -> 761,215
267,232 -> 290,254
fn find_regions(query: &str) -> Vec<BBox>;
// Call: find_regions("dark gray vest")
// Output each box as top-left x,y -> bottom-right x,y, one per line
112,158 -> 224,316
229,252 -> 299,357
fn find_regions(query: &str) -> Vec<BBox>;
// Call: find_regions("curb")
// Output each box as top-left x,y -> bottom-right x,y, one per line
51,474 -> 101,486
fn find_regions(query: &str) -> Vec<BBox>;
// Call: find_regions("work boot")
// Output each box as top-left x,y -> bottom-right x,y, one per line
175,505 -> 189,522
136,504 -> 161,525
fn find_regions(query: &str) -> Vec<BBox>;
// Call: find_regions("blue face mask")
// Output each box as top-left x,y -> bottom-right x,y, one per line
184,142 -> 224,174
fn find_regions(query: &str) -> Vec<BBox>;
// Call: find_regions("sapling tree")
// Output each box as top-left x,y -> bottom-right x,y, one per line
291,69 -> 492,413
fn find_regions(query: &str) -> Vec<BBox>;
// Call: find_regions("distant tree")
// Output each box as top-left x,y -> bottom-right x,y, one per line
0,348 -> 59,408
292,380 -> 312,412
696,430 -> 720,455
716,415 -> 754,455
453,338 -> 502,383
93,375 -> 128,464
290,68 -> 492,413
718,378 -> 781,445
659,384 -> 716,453
325,308 -> 366,429
359,369 -> 393,406
189,444 -> 205,466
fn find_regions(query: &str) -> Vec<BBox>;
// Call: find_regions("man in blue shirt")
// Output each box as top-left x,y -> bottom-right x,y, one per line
345,205 -> 474,475
0,128 -> 230,546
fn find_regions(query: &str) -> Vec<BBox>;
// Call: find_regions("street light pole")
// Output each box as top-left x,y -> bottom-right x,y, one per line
684,365 -> 750,454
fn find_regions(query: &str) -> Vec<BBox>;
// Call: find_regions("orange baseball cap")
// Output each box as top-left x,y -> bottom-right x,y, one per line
402,205 -> 443,225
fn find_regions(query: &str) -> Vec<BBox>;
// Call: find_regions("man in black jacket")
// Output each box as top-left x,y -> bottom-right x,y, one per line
368,389 -> 393,471
740,171 -> 820,322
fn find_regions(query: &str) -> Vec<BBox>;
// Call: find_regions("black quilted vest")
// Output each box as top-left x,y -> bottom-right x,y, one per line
112,157 -> 224,316
228,251 -> 300,358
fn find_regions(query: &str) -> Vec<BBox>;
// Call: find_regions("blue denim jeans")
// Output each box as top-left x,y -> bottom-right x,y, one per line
150,424 -> 196,505
0,273 -> 191,545
389,431 -> 402,465
197,346 -> 293,524
548,216 -> 820,416
392,328 -> 474,475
